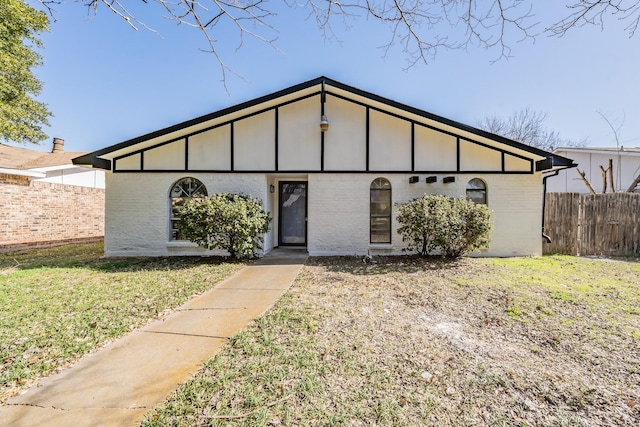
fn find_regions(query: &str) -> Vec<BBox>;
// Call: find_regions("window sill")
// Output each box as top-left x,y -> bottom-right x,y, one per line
369,243 -> 393,249
166,241 -> 198,247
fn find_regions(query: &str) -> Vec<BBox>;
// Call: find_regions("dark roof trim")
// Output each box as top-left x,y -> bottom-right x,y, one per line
73,76 -> 576,171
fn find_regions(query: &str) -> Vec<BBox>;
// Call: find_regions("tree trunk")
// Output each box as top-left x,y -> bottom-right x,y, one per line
608,158 -> 615,192
600,165 -> 608,193
627,174 -> 640,193
576,168 -> 597,194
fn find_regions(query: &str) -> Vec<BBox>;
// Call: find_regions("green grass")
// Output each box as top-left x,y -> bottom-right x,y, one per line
143,255 -> 640,426
0,242 -> 244,401
2,247 -> 638,425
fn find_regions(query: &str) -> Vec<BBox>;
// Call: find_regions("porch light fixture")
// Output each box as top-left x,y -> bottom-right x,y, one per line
320,80 -> 329,132
409,176 -> 419,184
270,184 -> 275,193
425,176 -> 437,183
320,115 -> 329,132
443,176 -> 455,183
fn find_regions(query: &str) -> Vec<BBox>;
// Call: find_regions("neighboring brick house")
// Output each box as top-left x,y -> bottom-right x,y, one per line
0,138 -> 105,251
74,77 -> 575,257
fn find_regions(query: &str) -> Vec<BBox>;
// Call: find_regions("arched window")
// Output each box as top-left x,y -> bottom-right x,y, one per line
169,177 -> 207,241
466,178 -> 487,205
370,178 -> 392,244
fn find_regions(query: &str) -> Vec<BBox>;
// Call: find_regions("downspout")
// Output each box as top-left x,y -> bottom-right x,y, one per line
541,167 -> 571,243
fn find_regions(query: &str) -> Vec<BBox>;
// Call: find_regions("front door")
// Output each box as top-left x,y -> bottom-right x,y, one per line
278,181 -> 307,246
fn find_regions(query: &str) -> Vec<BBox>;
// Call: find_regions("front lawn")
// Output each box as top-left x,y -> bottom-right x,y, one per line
0,242 -> 244,403
144,255 -> 640,426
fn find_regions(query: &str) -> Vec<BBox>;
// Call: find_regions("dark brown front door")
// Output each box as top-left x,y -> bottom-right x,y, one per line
278,182 -> 307,246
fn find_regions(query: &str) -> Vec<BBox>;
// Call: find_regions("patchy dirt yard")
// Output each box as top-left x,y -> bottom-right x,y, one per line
145,255 -> 639,426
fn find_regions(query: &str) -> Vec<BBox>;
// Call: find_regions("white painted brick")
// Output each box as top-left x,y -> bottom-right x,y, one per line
105,173 -> 268,257
106,172 -> 543,257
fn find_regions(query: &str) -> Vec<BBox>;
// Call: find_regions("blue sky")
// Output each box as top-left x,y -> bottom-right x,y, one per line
23,2 -> 640,153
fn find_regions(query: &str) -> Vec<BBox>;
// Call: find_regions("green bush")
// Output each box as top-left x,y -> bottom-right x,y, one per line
177,193 -> 271,259
397,194 -> 492,258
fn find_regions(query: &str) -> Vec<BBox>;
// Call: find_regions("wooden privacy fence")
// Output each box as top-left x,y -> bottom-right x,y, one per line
543,192 -> 640,256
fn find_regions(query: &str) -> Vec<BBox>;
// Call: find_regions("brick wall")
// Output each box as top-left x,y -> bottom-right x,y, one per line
307,173 -> 543,257
0,173 -> 105,251
102,171 -> 544,258
105,172 -> 266,257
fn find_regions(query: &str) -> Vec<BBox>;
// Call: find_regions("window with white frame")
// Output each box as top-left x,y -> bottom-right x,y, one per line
370,177 -> 392,243
169,177 -> 207,241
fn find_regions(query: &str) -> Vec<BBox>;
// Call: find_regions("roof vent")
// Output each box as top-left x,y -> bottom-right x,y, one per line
52,137 -> 64,153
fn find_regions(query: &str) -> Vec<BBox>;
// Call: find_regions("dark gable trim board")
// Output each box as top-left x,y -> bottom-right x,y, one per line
113,169 -> 534,175
275,108 -> 279,171
185,136 -> 189,171
456,138 -> 461,172
80,76 -> 574,172
230,122 -> 235,172
366,107 -> 370,172
411,122 -> 415,172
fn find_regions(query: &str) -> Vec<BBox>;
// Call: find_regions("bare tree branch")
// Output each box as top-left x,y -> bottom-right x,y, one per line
34,1 -> 640,86
478,107 -> 587,151
627,173 -> 640,192
577,167 -> 598,194
547,0 -> 640,38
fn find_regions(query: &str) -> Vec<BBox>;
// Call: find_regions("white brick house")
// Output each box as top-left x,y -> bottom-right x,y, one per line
74,77 -> 575,257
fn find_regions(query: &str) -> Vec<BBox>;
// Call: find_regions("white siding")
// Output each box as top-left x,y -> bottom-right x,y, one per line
414,126 -> 457,171
115,153 -> 141,171
369,110 -> 412,171
188,126 -> 231,171
37,167 -> 105,189
144,140 -> 185,170
504,154 -> 531,172
460,140 -> 502,171
234,111 -> 276,170
323,96 -> 367,171
278,97 -> 322,170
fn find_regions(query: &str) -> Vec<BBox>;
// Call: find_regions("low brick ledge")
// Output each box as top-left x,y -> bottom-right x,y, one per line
0,237 -> 104,253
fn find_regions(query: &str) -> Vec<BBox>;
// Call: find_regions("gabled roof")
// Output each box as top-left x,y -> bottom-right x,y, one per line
74,76 -> 575,171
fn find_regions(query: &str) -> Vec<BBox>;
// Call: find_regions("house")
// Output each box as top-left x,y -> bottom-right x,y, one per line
0,138 -> 105,251
73,77 -> 574,257
547,146 -> 640,193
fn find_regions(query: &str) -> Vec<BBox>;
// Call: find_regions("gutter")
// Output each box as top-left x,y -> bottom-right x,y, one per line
0,168 -> 46,178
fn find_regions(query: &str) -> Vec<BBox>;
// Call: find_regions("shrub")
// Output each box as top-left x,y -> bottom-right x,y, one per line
177,193 -> 271,259
396,194 -> 447,256
397,194 -> 492,258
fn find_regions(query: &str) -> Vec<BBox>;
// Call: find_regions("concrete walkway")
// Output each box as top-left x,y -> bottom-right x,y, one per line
1,249 -> 308,427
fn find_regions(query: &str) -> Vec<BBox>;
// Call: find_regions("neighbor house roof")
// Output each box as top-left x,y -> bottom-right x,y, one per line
554,146 -> 640,156
74,76 -> 576,171
0,143 -> 86,177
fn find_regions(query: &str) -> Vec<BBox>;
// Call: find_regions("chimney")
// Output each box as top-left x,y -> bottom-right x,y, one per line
52,137 -> 64,153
